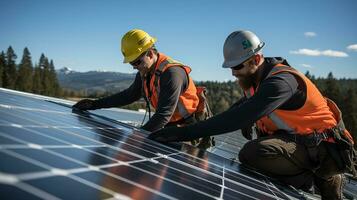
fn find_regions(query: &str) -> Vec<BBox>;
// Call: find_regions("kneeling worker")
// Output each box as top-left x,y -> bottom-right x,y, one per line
149,30 -> 356,199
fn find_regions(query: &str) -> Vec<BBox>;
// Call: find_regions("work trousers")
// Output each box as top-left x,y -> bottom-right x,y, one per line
238,134 -> 342,189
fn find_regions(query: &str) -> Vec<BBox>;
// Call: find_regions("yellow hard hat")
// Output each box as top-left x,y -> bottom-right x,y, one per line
121,29 -> 157,63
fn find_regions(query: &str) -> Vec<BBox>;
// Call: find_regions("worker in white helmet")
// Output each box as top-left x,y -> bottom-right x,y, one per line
149,30 -> 356,199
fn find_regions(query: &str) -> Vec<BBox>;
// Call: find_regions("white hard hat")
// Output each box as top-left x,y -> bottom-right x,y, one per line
222,30 -> 265,68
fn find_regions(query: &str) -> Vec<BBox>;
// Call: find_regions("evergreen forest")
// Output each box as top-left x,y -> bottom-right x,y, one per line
1,46 -> 356,144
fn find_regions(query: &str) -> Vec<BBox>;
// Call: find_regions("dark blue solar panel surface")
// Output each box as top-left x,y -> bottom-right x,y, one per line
2,88 -> 355,200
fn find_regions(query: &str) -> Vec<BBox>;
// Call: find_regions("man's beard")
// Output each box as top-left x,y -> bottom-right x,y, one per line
238,74 -> 255,90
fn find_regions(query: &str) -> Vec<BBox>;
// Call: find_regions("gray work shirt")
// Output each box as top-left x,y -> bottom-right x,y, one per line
95,66 -> 189,132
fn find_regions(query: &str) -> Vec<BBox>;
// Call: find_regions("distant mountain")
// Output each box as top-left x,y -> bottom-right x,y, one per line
56,67 -> 136,94
57,67 -> 74,75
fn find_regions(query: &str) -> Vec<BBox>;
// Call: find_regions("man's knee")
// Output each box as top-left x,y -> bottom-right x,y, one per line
239,140 -> 269,166
239,139 -> 278,160
238,137 -> 297,174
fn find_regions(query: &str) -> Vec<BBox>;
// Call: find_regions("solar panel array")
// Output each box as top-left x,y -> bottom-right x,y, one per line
1,88 -> 354,200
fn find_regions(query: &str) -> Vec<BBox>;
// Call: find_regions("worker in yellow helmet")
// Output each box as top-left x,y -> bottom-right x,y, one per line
73,29 -> 214,149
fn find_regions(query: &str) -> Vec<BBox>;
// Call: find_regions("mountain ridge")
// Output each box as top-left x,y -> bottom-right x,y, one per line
56,67 -> 136,94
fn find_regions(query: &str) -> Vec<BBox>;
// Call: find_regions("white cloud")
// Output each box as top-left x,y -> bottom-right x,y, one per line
322,50 -> 348,57
347,44 -> 357,51
304,32 -> 317,37
301,64 -> 312,68
290,49 -> 348,57
290,49 -> 320,56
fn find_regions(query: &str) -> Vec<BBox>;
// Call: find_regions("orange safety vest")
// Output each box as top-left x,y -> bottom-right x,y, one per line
142,53 -> 199,123
245,64 -> 354,143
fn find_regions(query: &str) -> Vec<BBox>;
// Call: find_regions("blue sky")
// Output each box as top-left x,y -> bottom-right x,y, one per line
1,0 -> 357,81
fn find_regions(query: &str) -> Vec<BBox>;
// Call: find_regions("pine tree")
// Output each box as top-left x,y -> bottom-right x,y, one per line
39,54 -> 51,95
323,72 -> 343,108
0,51 -> 5,87
305,71 -> 312,79
32,64 -> 43,94
16,47 -> 33,92
3,46 -> 17,89
305,71 -> 316,84
343,88 -> 357,144
49,60 -> 61,96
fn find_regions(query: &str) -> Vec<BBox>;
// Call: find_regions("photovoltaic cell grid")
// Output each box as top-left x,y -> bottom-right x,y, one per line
0,88 -> 326,200
211,130 -> 248,161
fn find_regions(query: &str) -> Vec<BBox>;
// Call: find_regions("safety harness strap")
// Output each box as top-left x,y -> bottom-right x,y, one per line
153,59 -> 191,120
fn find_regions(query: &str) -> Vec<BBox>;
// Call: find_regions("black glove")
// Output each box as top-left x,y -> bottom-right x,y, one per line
72,99 -> 97,110
148,126 -> 190,142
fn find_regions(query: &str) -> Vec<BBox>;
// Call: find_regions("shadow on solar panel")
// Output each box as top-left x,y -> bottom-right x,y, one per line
1,88 -> 356,200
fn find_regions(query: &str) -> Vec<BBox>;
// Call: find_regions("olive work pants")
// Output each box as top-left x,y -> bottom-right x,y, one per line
238,134 -> 342,189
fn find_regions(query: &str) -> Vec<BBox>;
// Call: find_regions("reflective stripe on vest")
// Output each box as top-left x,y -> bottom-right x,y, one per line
246,64 -> 337,135
265,66 -> 294,133
268,112 -> 294,132
244,86 -> 294,132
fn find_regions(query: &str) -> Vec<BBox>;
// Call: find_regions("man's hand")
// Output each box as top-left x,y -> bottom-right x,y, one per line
148,126 -> 190,142
72,99 -> 97,110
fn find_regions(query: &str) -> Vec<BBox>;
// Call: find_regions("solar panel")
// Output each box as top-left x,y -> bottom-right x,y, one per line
0,88 -> 354,200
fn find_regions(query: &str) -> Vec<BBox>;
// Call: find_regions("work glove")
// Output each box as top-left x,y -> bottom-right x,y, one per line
72,99 -> 97,110
148,126 -> 191,142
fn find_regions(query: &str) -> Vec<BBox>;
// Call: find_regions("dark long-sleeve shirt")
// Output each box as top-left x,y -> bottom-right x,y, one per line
94,66 -> 188,132
149,57 -> 306,141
